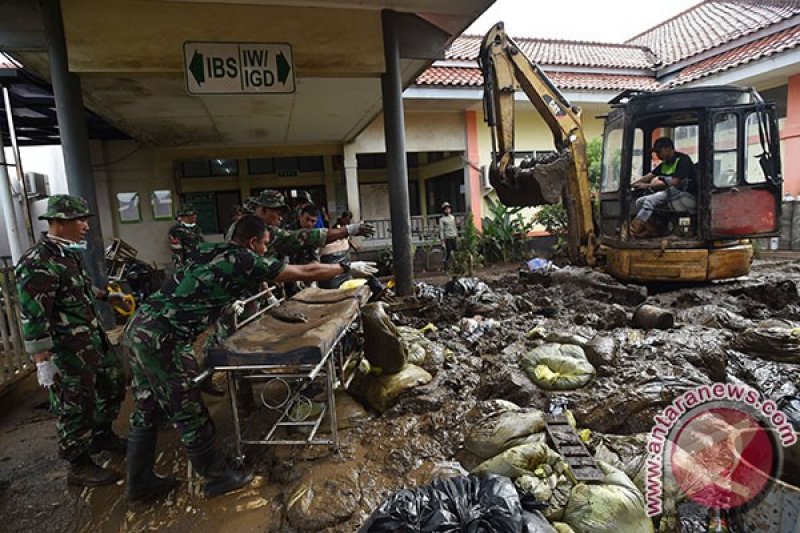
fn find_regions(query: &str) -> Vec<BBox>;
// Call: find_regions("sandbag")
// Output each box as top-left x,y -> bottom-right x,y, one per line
471,442 -> 564,480
363,302 -> 407,372
361,363 -> 432,413
359,474 -> 553,533
733,327 -> 800,363
464,408 -> 546,461
562,461 -> 653,533
591,434 -> 649,494
397,326 -> 450,368
516,472 -> 573,522
521,344 -> 595,390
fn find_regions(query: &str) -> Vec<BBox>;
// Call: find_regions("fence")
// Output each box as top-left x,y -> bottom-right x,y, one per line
0,257 -> 29,387
363,213 -> 467,243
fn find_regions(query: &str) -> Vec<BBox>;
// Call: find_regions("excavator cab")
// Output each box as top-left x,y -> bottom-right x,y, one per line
600,87 -> 783,281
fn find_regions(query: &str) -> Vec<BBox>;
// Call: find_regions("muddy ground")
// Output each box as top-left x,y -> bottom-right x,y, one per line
1,259 -> 799,532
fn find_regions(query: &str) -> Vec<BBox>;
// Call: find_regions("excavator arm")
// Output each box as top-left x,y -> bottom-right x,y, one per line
479,22 -> 595,265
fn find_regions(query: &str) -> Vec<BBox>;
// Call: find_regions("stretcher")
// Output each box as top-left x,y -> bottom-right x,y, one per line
206,285 -> 369,462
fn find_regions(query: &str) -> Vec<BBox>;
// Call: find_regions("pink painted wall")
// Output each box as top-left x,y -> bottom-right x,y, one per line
781,74 -> 800,196
464,110 -> 483,230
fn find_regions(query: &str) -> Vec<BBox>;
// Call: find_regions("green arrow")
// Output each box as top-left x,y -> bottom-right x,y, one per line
189,50 -> 205,85
276,51 -> 291,84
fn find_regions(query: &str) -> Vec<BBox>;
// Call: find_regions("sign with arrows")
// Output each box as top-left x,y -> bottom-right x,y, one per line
183,42 -> 295,95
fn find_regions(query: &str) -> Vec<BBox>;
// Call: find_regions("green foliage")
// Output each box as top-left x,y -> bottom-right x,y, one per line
449,213 -> 483,275
480,202 -> 535,264
586,137 -> 602,192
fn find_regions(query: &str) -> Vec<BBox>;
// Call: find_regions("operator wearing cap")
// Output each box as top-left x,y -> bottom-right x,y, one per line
168,203 -> 205,268
15,194 -> 128,486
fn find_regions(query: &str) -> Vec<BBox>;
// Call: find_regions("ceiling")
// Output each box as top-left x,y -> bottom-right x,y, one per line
0,0 -> 495,149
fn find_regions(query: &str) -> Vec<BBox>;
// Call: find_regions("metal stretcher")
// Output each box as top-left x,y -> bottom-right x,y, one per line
206,285 -> 369,462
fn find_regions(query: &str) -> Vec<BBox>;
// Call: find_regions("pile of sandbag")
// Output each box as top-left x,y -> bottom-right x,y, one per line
520,343 -> 595,390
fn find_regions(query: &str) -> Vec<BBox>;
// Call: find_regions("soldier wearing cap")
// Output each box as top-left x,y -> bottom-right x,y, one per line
15,194 -> 127,486
168,203 -> 205,268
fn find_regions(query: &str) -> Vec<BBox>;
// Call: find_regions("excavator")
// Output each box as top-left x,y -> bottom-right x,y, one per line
479,22 -> 783,282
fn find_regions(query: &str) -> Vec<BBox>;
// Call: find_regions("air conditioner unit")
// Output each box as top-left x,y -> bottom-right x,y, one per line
24,172 -> 49,197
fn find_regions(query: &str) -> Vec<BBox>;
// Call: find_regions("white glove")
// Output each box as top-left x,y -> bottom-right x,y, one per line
350,261 -> 378,277
346,223 -> 376,238
36,359 -> 59,388
232,299 -> 246,315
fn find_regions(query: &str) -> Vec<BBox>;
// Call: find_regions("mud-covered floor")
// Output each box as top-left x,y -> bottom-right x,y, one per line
2,259 -> 800,532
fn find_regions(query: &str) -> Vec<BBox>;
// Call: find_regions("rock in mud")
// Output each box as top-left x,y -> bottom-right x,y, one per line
584,336 -> 617,370
285,467 -> 361,530
477,360 -> 546,407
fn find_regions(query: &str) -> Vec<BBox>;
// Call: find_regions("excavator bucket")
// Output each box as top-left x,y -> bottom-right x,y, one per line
490,151 -> 573,207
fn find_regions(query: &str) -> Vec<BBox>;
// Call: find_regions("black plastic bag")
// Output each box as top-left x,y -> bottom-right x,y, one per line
359,474 -> 554,533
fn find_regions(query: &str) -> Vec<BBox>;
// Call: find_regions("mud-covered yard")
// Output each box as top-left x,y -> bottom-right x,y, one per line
1,259 -> 799,532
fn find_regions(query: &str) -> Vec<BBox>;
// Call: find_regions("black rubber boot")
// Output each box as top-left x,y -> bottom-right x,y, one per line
67,452 -> 121,486
90,425 -> 128,455
187,440 -> 252,498
126,427 -> 177,503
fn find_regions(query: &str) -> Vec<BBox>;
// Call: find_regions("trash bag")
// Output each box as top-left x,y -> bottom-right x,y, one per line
521,344 -> 595,390
733,327 -> 800,363
363,302 -> 407,373
361,363 -> 433,413
444,277 -> 491,297
471,442 -> 564,480
516,472 -> 573,521
465,408 -> 547,461
359,474 -> 554,533
416,281 -> 445,300
561,461 -> 653,533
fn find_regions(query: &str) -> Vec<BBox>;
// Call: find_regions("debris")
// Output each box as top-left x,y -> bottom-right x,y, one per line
676,305 -> 753,331
285,468 -> 361,530
362,302 -> 407,373
632,304 -> 675,330
527,258 -> 557,272
733,326 -> 800,363
521,344 -> 595,390
415,281 -> 444,300
464,407 -> 547,461
477,360 -> 546,406
356,364 -> 433,413
583,336 -> 617,370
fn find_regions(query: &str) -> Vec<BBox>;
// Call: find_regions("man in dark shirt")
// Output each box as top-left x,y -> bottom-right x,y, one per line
631,137 -> 697,238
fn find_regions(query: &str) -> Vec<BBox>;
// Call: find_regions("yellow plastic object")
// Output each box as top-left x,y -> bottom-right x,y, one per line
419,323 -> 437,334
339,278 -> 367,290
578,428 -> 592,443
111,292 -> 136,317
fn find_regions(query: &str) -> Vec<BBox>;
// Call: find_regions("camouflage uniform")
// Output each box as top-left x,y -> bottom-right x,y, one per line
123,242 -> 285,447
15,195 -> 125,461
168,204 -> 204,268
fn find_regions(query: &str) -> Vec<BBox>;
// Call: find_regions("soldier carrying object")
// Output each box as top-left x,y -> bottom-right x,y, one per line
168,203 -> 204,268
123,215 -> 377,502
15,194 -> 128,487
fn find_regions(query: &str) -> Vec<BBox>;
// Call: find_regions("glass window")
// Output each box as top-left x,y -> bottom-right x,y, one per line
745,112 -> 769,184
116,192 -> 141,223
713,113 -> 738,188
673,125 -> 699,158
274,157 -> 299,175
601,123 -> 623,193
248,158 -> 275,175
297,156 -> 324,172
180,160 -> 211,178
151,190 -> 173,220
210,158 -> 238,177
631,128 -> 644,179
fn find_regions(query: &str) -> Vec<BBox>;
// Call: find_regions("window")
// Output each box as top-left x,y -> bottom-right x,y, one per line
248,158 -> 275,175
631,128 -> 644,179
210,159 -> 238,177
297,156 -> 324,173
116,192 -> 141,223
601,123 -> 623,193
183,191 -> 241,234
178,159 -> 239,178
357,153 -> 386,169
745,112 -> 769,184
673,125 -> 699,158
274,157 -> 299,176
713,113 -> 738,188
151,190 -> 173,220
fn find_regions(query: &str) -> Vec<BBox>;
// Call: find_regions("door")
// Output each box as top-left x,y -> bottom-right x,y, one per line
709,106 -> 782,239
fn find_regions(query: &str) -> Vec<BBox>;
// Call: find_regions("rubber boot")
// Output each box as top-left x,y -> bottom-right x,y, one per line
90,424 -> 128,455
126,427 -> 178,503
186,440 -> 253,498
630,218 -> 647,238
67,451 -> 121,486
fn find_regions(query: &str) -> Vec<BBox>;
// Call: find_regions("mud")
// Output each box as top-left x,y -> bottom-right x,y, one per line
2,259 -> 800,531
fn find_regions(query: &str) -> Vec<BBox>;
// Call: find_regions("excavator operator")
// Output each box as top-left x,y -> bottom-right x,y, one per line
630,137 -> 697,238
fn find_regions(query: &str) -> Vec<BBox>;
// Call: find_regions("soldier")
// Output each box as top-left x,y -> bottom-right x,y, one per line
123,215 -> 376,501
168,203 -> 204,268
15,194 -> 127,486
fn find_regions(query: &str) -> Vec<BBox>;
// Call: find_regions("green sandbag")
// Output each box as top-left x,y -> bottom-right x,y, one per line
362,363 -> 432,412
397,326 -> 450,367
516,473 -> 573,521
521,343 -> 595,390
363,302 -> 407,373
562,461 -> 653,533
471,442 -> 564,479
464,409 -> 546,460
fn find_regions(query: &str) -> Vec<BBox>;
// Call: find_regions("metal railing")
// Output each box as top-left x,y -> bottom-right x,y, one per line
363,213 -> 467,242
0,257 -> 29,387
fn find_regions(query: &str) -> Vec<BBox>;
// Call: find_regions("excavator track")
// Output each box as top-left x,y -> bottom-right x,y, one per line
545,414 -> 604,482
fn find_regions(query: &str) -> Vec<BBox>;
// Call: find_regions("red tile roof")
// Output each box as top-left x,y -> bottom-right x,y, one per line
446,35 -> 657,69
415,66 -> 661,92
672,23 -> 800,85
627,0 -> 800,66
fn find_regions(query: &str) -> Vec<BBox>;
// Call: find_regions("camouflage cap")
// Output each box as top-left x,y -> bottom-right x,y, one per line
252,189 -> 288,209
176,203 -> 197,218
38,194 -> 94,220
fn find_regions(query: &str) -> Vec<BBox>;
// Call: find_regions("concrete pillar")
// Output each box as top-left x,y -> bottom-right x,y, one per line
418,152 -> 428,218
781,74 -> 800,196
464,110 -> 483,229
343,143 -> 361,222
381,9 -> 413,296
39,0 -> 107,288
322,155 -> 338,223
0,134 -> 23,261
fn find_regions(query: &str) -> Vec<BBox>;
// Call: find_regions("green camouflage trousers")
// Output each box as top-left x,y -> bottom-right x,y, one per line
124,316 -> 214,448
49,332 -> 125,460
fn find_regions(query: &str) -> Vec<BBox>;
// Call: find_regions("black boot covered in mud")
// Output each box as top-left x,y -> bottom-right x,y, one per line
67,452 -> 121,486
90,425 -> 128,455
126,427 -> 177,503
187,441 -> 253,498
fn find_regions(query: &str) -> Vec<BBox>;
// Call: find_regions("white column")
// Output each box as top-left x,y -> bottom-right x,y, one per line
343,143 -> 361,222
0,141 -> 23,261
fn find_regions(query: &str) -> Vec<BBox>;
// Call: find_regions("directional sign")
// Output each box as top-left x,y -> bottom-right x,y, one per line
183,42 -> 295,95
